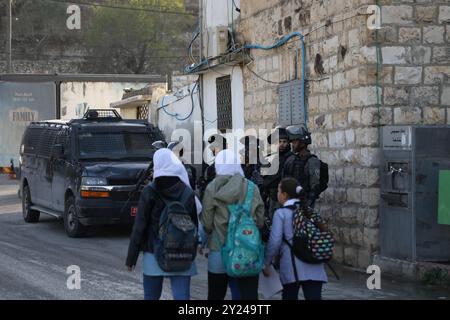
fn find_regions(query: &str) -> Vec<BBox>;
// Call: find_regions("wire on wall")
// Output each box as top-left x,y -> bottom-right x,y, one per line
158,82 -> 199,122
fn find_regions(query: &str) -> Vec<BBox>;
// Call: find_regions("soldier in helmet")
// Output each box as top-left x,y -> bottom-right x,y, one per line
152,140 -> 168,150
282,126 -> 326,208
198,134 -> 228,200
262,127 -> 292,221
240,135 -> 264,192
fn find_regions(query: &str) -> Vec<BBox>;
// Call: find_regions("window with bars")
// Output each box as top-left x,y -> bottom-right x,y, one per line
137,105 -> 149,120
216,75 -> 232,131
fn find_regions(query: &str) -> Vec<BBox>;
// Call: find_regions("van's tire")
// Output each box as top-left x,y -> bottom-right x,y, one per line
22,185 -> 40,223
64,196 -> 86,238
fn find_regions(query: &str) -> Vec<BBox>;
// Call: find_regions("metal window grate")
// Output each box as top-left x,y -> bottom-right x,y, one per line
38,129 -> 58,157
216,76 -> 232,131
137,105 -> 149,120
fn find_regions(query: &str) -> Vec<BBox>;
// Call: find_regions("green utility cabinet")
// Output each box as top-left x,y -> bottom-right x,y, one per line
380,126 -> 450,263
438,170 -> 450,226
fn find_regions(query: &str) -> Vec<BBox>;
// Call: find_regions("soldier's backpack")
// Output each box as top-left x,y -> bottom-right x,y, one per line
220,182 -> 265,277
287,154 -> 329,194
313,156 -> 329,194
284,205 -> 335,264
150,184 -> 198,272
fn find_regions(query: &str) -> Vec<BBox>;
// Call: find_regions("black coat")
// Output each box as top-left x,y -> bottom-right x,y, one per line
125,177 -> 198,267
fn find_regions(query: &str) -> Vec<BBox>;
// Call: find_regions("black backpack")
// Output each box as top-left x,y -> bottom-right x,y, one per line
149,184 -> 198,272
287,154 -> 329,194
314,156 -> 329,194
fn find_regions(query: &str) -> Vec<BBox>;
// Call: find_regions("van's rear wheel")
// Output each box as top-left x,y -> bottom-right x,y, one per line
64,197 -> 86,238
22,185 -> 40,223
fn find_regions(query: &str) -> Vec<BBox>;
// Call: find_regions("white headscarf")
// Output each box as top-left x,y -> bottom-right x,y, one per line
152,148 -> 202,214
215,149 -> 244,177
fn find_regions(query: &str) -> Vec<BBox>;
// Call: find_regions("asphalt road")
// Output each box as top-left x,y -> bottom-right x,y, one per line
0,176 -> 448,300
0,176 -> 210,300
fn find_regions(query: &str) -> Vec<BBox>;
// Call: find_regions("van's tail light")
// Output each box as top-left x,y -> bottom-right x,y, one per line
81,191 -> 110,198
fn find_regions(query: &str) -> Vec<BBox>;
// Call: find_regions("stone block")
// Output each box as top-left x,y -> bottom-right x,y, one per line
312,132 -> 328,148
334,188 -> 347,203
363,208 -> 380,228
341,206 -> 357,225
362,188 -> 380,206
432,47 -> 450,65
344,247 -> 358,266
360,148 -> 380,167
355,168 -> 379,187
394,106 -> 423,124
424,66 -> 450,84
345,129 -> 355,146
423,107 -> 446,124
347,188 -> 361,204
382,46 -> 410,64
338,89 -> 350,109
344,167 -> 354,184
412,46 -> 432,64
328,92 -> 338,110
355,128 -> 378,147
318,94 -> 329,113
329,130 -> 346,148
410,86 -> 440,107
351,86 -> 378,107
363,227 -> 380,252
308,95 -> 319,114
384,87 -> 410,106
358,250 -> 372,268
415,6 -> 437,23
348,28 -> 360,48
423,26 -> 445,44
382,5 -> 413,25
439,6 -> 450,23
398,28 -> 421,44
348,109 -> 361,126
350,228 -> 364,246
340,149 -> 360,164
442,87 -> 450,105
395,67 -> 422,85
323,35 -> 339,56
333,111 -> 348,129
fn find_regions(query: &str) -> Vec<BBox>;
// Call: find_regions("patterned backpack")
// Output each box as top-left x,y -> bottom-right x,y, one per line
221,182 -> 265,277
286,205 -> 335,264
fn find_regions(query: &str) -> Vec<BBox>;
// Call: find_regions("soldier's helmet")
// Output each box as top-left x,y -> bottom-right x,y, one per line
286,125 -> 312,145
267,126 -> 289,144
167,141 -> 180,150
207,133 -> 228,152
152,140 -> 168,150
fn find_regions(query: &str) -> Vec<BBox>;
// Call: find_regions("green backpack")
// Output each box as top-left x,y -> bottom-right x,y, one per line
221,182 -> 265,277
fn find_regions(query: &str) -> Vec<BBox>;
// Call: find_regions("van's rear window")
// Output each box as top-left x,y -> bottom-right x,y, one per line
78,132 -> 153,159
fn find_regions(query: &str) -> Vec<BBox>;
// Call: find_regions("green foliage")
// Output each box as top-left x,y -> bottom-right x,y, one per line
83,0 -> 196,74
7,0 -> 196,75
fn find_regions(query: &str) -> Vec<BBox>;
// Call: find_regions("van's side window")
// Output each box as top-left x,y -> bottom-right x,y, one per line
23,127 -> 43,154
55,129 -> 70,156
38,129 -> 58,158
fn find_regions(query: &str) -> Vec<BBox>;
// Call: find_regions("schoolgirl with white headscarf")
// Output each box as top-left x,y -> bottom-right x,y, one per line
126,148 -> 200,300
201,149 -> 265,300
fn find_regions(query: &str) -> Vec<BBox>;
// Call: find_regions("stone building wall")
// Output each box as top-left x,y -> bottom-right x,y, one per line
378,1 -> 450,126
238,0 -> 450,269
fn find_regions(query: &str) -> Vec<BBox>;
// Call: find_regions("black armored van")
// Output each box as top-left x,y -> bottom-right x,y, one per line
19,109 -> 164,237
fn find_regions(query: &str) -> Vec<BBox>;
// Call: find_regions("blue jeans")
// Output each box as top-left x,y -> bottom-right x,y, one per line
143,275 -> 191,300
